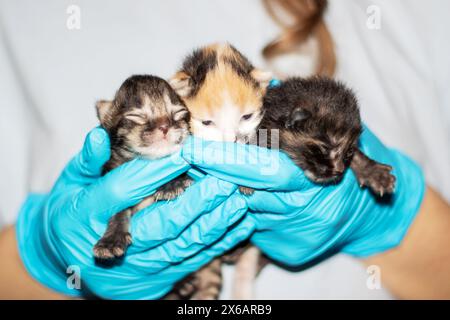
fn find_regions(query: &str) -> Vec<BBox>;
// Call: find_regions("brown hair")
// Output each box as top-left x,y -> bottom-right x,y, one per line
262,0 -> 336,76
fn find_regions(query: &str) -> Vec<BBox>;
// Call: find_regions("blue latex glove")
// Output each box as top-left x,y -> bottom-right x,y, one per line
245,126 -> 426,265
182,136 -> 307,191
16,128 -> 252,299
182,126 -> 425,265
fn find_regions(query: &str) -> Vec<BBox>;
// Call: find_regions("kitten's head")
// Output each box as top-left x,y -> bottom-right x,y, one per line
96,75 -> 189,159
170,43 -> 271,143
263,77 -> 362,183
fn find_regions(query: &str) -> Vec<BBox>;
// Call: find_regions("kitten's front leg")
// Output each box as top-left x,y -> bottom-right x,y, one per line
350,149 -> 396,196
93,175 -> 192,260
93,195 -> 157,260
164,258 -> 223,300
93,209 -> 133,259
189,259 -> 223,300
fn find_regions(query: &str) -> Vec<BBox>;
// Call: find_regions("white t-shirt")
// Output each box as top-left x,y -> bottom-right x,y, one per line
0,0 -> 448,299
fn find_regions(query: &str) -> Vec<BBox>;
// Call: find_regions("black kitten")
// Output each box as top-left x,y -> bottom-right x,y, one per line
93,75 -> 192,259
260,76 -> 395,195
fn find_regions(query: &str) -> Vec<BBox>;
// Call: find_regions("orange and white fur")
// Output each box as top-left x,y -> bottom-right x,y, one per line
170,43 -> 271,299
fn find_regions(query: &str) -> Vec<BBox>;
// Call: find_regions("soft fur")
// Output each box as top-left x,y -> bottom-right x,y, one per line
93,75 -> 193,260
170,43 -> 271,143
168,44 -> 271,300
261,76 -> 396,194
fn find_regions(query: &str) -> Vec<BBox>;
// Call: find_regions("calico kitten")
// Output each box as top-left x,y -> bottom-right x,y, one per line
169,43 -> 271,299
93,75 -> 193,260
170,43 -> 271,144
261,76 -> 396,195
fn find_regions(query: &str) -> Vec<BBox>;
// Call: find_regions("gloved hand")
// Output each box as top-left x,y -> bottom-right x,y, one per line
181,77 -> 305,192
182,136 -> 307,191
246,126 -> 426,265
16,128 -> 252,299
182,125 -> 425,266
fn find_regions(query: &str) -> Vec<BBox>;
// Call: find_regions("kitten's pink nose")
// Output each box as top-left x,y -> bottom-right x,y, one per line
159,124 -> 169,135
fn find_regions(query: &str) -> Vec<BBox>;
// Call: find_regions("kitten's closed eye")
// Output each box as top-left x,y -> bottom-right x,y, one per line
125,113 -> 147,125
286,108 -> 311,128
173,109 -> 189,121
241,113 -> 253,121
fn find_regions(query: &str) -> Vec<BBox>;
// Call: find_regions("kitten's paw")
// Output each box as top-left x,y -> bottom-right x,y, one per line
190,279 -> 220,300
239,186 -> 255,196
93,232 -> 132,260
178,277 -> 200,299
357,163 -> 396,196
191,292 -> 218,300
169,273 -> 220,300
167,274 -> 200,299
155,177 -> 193,201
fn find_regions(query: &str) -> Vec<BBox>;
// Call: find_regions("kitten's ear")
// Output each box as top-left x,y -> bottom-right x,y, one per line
287,108 -> 311,128
95,100 -> 114,129
169,71 -> 192,98
251,69 -> 273,89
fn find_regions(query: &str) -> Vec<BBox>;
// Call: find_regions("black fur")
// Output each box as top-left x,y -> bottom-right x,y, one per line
177,44 -> 260,98
223,44 -> 259,88
180,48 -> 217,98
261,76 -> 395,194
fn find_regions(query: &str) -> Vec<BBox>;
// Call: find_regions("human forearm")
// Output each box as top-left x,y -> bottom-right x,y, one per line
363,187 -> 450,299
0,225 -> 68,299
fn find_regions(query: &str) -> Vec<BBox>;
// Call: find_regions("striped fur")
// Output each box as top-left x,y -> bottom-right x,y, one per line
93,75 -> 193,261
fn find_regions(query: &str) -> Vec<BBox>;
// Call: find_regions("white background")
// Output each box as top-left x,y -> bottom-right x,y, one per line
0,0 -> 449,299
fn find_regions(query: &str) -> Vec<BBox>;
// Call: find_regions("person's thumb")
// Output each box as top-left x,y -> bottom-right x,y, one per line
78,127 -> 111,176
56,127 -> 111,187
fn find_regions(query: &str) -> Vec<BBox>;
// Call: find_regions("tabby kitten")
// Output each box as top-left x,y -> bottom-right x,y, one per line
93,75 -> 192,260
